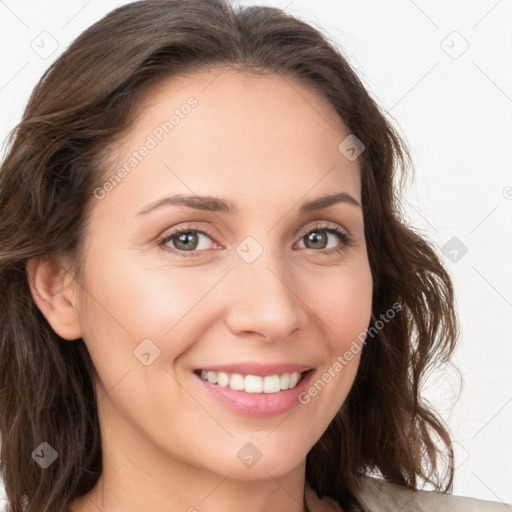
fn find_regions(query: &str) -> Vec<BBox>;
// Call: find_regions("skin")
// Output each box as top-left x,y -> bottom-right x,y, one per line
27,68 -> 373,512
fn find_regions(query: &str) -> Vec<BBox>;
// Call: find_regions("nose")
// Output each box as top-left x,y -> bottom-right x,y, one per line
223,245 -> 304,343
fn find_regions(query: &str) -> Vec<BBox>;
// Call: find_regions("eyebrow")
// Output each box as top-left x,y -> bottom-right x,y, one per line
136,191 -> 361,217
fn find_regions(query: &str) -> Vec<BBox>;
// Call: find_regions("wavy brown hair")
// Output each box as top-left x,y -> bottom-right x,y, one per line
0,1 -> 458,511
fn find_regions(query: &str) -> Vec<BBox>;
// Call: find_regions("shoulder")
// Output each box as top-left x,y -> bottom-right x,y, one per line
305,476 -> 510,512
356,475 -> 509,512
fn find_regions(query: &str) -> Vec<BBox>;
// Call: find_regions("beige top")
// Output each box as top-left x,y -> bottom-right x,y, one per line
304,476 -> 510,512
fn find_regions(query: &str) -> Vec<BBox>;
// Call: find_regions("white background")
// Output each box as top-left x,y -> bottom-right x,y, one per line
1,0 -> 511,506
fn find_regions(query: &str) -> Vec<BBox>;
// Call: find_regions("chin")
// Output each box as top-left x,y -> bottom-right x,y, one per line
202,433 -> 311,481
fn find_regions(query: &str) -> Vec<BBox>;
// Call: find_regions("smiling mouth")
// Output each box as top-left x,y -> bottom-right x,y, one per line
193,369 -> 310,394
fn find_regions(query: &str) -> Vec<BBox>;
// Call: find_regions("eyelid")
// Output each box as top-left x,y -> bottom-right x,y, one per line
295,221 -> 351,241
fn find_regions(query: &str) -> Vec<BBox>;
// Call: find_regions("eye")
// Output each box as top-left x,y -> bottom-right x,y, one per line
295,222 -> 354,255
157,222 -> 354,258
157,224 -> 219,257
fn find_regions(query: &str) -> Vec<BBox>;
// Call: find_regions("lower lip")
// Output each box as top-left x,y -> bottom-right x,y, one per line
195,370 -> 315,418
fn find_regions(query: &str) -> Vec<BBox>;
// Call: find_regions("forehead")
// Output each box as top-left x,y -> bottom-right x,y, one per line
136,67 -> 349,146
99,67 -> 361,211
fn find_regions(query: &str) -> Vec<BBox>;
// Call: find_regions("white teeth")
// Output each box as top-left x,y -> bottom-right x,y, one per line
229,373 -> 244,391
244,375 -> 263,393
263,375 -> 281,393
217,372 -> 230,387
198,370 -> 304,393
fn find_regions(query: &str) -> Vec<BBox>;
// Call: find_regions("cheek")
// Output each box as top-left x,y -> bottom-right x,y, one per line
318,260 -> 373,351
302,260 -> 372,418
75,253 -> 239,403
80,250 -> 221,344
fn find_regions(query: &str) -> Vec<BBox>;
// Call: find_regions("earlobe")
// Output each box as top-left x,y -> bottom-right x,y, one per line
26,256 -> 83,340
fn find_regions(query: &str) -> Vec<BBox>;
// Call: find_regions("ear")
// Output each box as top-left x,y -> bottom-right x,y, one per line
26,256 -> 83,340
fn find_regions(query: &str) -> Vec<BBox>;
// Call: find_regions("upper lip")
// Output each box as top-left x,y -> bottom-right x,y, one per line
194,362 -> 313,377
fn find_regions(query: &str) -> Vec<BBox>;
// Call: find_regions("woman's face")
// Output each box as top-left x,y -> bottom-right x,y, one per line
73,69 -> 372,481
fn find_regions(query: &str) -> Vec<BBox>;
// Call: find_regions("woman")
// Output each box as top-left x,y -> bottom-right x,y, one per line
0,1 -> 506,511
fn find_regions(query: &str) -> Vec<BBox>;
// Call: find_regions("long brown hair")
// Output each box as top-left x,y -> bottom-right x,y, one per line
0,1 -> 458,510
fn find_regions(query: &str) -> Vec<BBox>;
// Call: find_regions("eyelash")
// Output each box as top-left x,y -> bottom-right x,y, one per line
156,222 -> 355,258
